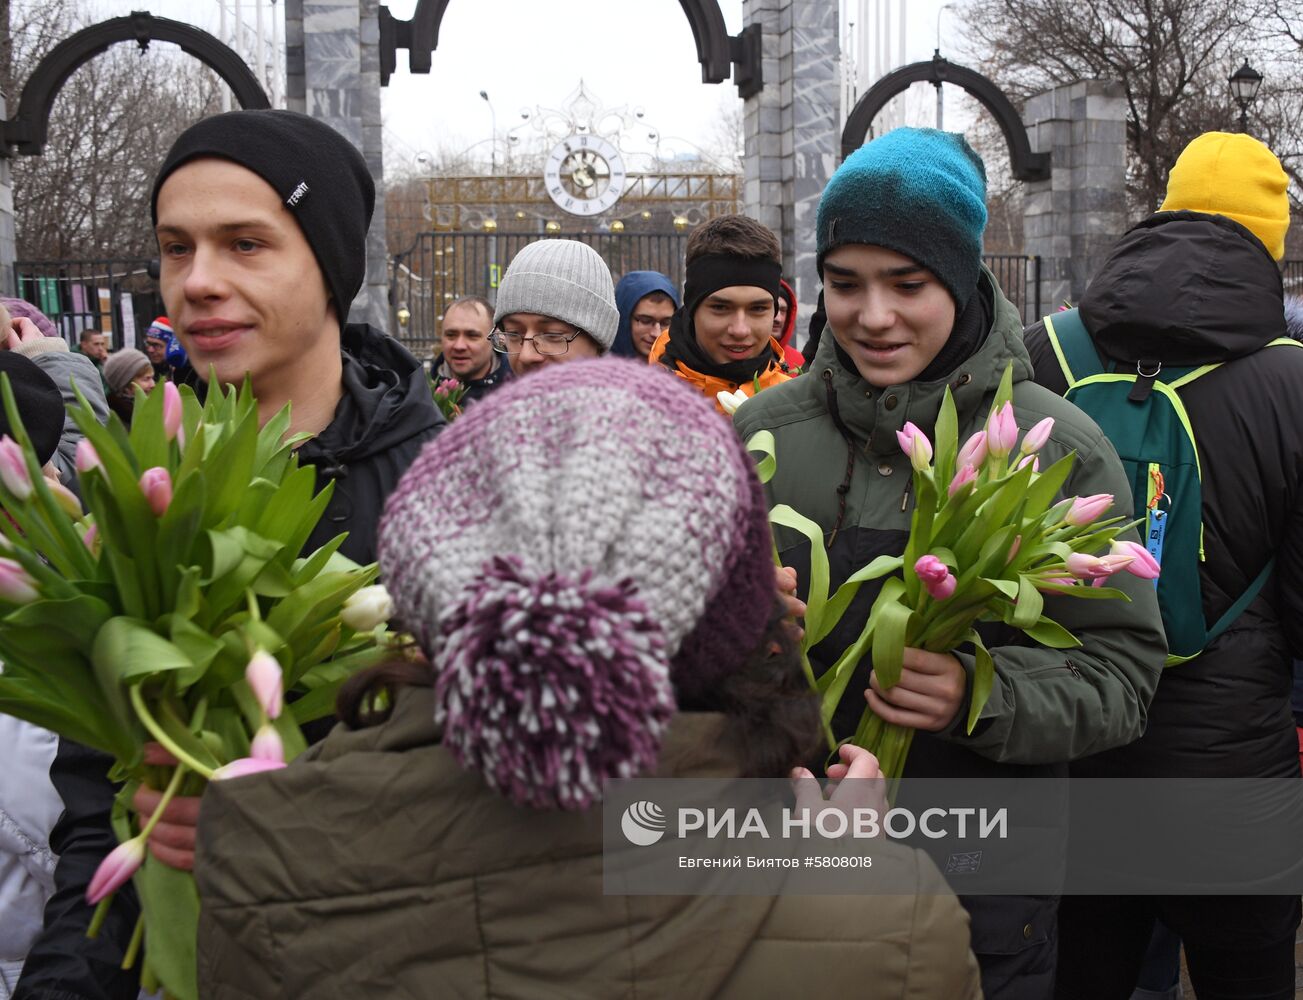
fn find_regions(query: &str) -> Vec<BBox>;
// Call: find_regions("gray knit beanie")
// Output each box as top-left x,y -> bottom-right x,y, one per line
103,349 -> 152,395
493,240 -> 619,351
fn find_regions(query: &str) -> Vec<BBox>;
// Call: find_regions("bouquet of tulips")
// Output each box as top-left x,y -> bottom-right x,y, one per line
750,367 -> 1158,783
0,377 -> 396,1000
431,376 -> 467,421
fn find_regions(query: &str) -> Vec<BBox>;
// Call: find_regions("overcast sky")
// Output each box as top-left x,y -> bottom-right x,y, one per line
84,0 -> 962,170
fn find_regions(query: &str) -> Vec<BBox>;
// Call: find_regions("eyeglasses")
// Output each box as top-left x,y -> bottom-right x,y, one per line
491,326 -> 586,356
631,314 -> 673,330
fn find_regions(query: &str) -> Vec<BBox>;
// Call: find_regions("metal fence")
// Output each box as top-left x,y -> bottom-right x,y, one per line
13,259 -> 163,351
391,231 -> 1045,357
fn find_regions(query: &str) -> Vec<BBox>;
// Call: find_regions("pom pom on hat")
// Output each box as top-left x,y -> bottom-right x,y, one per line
1159,131 -> 1290,261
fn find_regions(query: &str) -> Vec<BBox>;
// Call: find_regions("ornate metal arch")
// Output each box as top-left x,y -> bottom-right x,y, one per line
379,0 -> 762,97
3,11 -> 270,157
841,54 -> 1051,182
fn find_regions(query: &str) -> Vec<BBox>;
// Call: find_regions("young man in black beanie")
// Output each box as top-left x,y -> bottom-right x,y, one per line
649,214 -> 792,413
16,109 -> 443,1000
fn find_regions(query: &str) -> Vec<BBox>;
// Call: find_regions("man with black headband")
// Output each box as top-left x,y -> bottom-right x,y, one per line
648,215 -> 791,413
733,128 -> 1165,999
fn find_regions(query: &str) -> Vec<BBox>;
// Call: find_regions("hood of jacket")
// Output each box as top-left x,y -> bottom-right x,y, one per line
1284,296 -> 1303,342
295,323 -> 443,474
807,268 -> 1033,456
648,328 -> 792,412
1079,211 -> 1287,366
611,271 -> 680,358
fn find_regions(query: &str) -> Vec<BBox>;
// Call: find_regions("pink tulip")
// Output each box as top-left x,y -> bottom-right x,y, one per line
0,436 -> 32,500
1036,574 -> 1077,591
212,757 -> 288,781
1110,540 -> 1161,580
1019,417 -> 1055,454
245,650 -> 283,719
1063,493 -> 1113,526
249,724 -> 284,763
895,422 -> 933,471
0,558 -> 38,603
957,431 -> 988,469
86,836 -> 145,905
75,439 -> 102,475
915,554 -> 957,600
162,382 -> 183,442
82,522 -> 99,553
1066,551 -> 1134,580
1016,454 -> 1040,473
1007,535 -> 1022,564
948,463 -> 978,496
139,467 -> 173,517
985,402 -> 1019,458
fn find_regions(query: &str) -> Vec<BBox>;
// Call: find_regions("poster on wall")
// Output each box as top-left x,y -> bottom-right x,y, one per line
119,295 -> 135,349
97,288 -> 112,334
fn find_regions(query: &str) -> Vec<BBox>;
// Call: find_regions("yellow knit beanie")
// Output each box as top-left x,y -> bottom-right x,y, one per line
1159,132 -> 1290,260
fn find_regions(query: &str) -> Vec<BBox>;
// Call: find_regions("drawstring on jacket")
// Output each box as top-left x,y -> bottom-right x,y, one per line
821,369 -> 857,545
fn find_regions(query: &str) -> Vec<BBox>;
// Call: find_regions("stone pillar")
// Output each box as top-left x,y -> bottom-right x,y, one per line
283,0 -> 387,329
0,90 -> 15,298
743,0 -> 839,349
1022,80 -> 1127,317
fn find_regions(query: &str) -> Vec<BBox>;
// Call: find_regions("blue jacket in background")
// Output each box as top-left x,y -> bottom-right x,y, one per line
611,271 -> 680,358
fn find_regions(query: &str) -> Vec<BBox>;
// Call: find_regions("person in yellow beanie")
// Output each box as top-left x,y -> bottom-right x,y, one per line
1024,132 -> 1303,998
1159,131 -> 1290,260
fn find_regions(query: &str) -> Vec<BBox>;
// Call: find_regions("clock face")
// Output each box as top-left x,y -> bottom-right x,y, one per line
543,135 -> 627,217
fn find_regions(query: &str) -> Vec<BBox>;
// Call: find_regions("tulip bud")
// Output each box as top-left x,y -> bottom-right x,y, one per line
1066,551 -> 1134,580
249,724 -> 285,763
47,479 -> 83,519
1019,417 -> 1055,455
915,554 -> 957,600
82,522 -> 100,555
86,836 -> 145,905
1007,535 -> 1022,564
212,756 -> 288,781
1015,454 -> 1040,473
715,389 -> 749,416
1110,540 -> 1161,580
75,439 -> 102,476
985,403 -> 1019,458
957,431 -> 988,469
895,422 -> 933,471
245,650 -> 283,719
0,436 -> 32,500
0,557 -> 39,603
139,467 -> 173,517
340,584 -> 394,632
162,382 -> 183,442
1063,493 -> 1113,526
948,464 -> 978,497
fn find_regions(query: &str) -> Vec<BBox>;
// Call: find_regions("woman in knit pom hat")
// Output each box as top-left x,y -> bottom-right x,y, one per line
192,358 -> 982,1000
733,127 -> 1166,999
102,348 -> 156,428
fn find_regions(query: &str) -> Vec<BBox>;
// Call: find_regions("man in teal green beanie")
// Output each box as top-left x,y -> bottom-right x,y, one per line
733,126 -> 1166,1000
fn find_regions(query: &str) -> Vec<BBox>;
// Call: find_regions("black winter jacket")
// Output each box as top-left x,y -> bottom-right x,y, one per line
14,325 -> 443,1000
1025,211 -> 1303,780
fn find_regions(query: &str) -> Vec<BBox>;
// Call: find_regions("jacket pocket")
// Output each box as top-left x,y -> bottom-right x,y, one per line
961,893 -> 1057,956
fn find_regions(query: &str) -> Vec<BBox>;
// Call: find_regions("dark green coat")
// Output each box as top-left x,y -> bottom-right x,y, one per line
733,271 -> 1167,773
194,687 -> 982,999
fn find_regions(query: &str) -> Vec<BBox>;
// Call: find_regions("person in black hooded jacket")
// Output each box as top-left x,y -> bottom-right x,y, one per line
15,110 -> 443,1000
1024,132 -> 1303,1000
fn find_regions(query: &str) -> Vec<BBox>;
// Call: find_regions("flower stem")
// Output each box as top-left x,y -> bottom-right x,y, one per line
136,764 -> 188,843
128,686 -> 215,780
86,895 -> 112,939
120,914 -> 145,970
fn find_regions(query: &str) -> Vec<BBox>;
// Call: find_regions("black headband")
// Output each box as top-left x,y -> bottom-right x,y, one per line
683,255 -> 782,317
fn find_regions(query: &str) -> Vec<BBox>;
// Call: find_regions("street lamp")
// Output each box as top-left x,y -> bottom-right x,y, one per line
479,89 -> 497,173
1229,60 -> 1263,133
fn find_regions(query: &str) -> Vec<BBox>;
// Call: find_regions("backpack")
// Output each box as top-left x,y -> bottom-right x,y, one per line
1042,308 -> 1298,665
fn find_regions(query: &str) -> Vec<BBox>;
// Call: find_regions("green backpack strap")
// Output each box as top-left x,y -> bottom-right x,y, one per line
1205,558 -> 1275,647
1042,309 -> 1105,388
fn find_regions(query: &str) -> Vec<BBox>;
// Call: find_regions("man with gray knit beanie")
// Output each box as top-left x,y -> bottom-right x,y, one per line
490,239 -> 619,376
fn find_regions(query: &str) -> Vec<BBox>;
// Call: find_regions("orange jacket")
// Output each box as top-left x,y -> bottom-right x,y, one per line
649,331 -> 793,415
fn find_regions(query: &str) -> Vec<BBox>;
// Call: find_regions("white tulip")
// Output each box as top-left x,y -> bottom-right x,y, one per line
340,584 -> 395,631
716,389 -> 750,416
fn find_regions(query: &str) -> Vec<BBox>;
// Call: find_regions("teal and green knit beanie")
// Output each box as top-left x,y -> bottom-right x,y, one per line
817,128 -> 988,308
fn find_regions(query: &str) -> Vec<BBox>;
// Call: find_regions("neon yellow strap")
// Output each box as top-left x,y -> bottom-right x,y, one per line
1042,313 -> 1077,390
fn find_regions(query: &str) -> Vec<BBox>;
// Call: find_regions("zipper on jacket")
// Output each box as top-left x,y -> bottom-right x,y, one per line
1064,659 -> 1082,678
901,486 -> 910,512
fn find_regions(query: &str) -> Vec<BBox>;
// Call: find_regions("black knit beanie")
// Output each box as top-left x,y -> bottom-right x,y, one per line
150,110 -> 375,323
0,353 -> 65,466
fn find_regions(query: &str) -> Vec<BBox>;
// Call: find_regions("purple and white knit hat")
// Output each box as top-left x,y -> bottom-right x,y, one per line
378,358 -> 776,811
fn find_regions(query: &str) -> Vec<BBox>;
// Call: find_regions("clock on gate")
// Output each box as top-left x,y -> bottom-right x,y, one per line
543,134 -> 627,217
